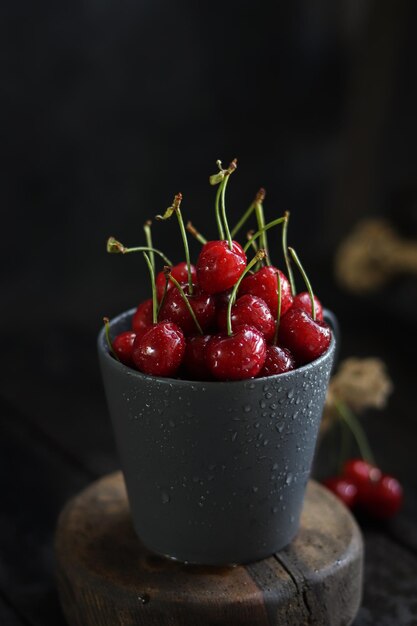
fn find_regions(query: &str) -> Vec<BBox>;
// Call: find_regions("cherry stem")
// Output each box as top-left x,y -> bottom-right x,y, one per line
143,220 -> 155,274
273,271 -> 282,346
103,317 -> 119,360
220,173 -> 234,250
288,247 -> 316,321
214,182 -> 225,240
186,221 -> 207,245
157,271 -> 170,315
335,400 -> 376,466
176,208 -> 193,294
226,250 -> 266,336
246,230 -> 259,254
143,252 -> 158,324
156,194 -> 193,294
254,189 -> 269,265
282,212 -> 296,296
165,271 -> 203,335
338,418 -> 351,474
107,238 -> 173,266
211,159 -> 237,248
243,216 -> 286,253
230,188 -> 264,238
247,230 -> 262,272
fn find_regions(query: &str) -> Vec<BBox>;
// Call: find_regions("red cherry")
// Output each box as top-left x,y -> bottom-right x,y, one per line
343,458 -> 382,493
323,477 -> 358,509
364,474 -> 403,519
217,295 -> 275,342
183,334 -> 213,380
292,291 -> 324,321
112,331 -> 136,366
238,266 -> 293,318
279,307 -> 331,364
200,239 -> 246,260
207,325 -> 267,381
215,289 -> 233,310
196,240 -> 247,294
342,458 -> 382,508
132,322 -> 185,377
159,283 -> 216,335
131,299 -> 153,338
259,345 -> 296,376
155,262 -> 197,302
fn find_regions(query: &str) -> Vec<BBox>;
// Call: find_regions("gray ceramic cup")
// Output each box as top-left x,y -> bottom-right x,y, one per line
98,308 -> 336,565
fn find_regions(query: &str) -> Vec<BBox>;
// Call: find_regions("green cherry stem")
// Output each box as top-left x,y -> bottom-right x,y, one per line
157,270 -> 170,316
220,168 -> 235,250
246,230 -> 259,254
230,197 -> 257,239
103,317 -> 119,360
156,193 -> 193,294
282,212 -> 296,296
338,418 -> 352,474
254,188 -> 269,265
143,220 -> 155,274
176,206 -> 193,294
243,216 -> 286,254
164,270 -> 203,335
211,159 -> 237,249
246,230 -> 262,272
186,221 -> 208,245
288,247 -> 315,321
214,181 -> 225,240
226,249 -> 266,336
106,238 -> 173,266
273,270 -> 282,346
335,400 -> 376,466
143,252 -> 158,324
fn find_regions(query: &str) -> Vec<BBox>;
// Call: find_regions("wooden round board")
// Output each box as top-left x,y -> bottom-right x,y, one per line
55,472 -> 363,626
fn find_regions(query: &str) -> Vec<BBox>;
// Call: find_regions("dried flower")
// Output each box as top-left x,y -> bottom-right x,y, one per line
320,357 -> 393,434
329,357 -> 393,412
335,219 -> 417,292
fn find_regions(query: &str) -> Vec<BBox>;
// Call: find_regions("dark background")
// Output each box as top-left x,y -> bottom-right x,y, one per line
1,1 -> 417,624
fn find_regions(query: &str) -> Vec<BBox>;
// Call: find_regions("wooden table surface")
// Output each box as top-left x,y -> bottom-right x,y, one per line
1,312 -> 416,626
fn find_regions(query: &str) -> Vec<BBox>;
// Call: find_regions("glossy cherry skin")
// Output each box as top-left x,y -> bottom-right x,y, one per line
112,331 -> 136,366
196,240 -> 247,294
239,266 -> 293,318
132,322 -> 185,377
217,295 -> 275,342
159,284 -> 216,335
131,299 -> 154,339
215,289 -> 233,310
207,325 -> 267,381
259,345 -> 296,376
292,292 -> 324,321
278,307 -> 331,364
342,459 -> 382,494
155,262 -> 197,302
323,477 -> 358,509
183,334 -> 213,380
200,239 -> 246,261
363,474 -> 403,519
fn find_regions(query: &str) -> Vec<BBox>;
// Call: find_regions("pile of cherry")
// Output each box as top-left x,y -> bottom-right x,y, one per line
106,164 -> 332,381
324,458 -> 403,519
109,254 -> 331,381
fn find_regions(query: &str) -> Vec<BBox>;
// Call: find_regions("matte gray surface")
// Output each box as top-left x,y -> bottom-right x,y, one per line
98,309 -> 336,565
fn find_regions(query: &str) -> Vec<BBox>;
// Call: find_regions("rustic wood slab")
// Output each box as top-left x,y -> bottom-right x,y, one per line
55,472 -> 363,626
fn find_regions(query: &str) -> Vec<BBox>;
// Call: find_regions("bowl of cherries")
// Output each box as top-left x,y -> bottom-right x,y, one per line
98,160 -> 337,565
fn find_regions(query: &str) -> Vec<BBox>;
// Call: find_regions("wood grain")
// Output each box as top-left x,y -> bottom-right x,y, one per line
55,472 -> 363,626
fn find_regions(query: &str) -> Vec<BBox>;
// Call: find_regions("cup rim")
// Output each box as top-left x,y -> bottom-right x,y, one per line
98,307 -> 336,387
